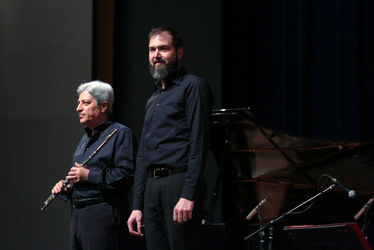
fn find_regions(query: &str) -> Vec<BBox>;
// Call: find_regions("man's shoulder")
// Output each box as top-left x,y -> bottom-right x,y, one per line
107,121 -> 132,134
180,73 -> 210,89
182,73 -> 206,82
182,73 -> 213,92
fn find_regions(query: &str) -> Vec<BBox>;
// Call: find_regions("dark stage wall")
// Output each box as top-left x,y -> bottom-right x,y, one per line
0,1 -> 92,249
0,0 -> 222,249
222,0 -> 374,142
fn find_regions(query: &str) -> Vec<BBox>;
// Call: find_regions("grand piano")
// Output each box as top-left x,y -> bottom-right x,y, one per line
207,108 -> 374,249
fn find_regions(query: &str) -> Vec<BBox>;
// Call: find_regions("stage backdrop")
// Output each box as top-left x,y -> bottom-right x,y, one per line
222,0 -> 374,142
0,1 -> 92,249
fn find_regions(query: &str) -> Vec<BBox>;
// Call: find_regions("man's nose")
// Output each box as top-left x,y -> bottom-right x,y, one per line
154,49 -> 161,57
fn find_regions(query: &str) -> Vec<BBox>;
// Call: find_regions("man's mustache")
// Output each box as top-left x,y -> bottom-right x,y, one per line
153,58 -> 166,64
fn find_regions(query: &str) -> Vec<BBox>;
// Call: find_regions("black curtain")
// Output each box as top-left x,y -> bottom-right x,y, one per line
223,0 -> 374,142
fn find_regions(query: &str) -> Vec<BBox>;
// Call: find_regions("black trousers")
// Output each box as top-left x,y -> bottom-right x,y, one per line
144,173 -> 202,250
70,202 -> 127,250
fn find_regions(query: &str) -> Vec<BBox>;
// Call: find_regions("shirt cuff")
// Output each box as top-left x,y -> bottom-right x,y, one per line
132,197 -> 144,211
87,169 -> 101,184
181,187 -> 195,201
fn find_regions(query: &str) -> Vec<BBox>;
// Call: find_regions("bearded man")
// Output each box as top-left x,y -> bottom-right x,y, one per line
127,26 -> 214,250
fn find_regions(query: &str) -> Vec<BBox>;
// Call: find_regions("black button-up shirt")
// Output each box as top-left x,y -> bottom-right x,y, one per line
70,120 -> 136,202
133,68 -> 214,210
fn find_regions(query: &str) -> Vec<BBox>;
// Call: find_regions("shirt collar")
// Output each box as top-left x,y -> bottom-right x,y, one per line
154,67 -> 186,89
84,120 -> 111,137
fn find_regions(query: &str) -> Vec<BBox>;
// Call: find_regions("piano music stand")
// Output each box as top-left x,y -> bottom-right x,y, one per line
282,222 -> 372,250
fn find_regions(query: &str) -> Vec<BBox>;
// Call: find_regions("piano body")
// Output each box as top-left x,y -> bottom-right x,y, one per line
209,108 -> 374,249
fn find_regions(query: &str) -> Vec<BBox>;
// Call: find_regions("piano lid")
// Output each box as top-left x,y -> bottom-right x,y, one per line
210,107 -> 374,226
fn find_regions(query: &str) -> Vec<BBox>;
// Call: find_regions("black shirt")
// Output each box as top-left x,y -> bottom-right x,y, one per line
70,120 -> 135,202
133,68 -> 214,210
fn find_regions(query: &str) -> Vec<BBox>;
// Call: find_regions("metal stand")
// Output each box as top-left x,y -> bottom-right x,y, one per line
362,200 -> 374,240
243,183 -> 337,248
257,209 -> 265,250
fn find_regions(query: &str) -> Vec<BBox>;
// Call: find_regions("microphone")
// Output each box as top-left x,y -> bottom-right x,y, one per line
354,198 -> 374,221
246,196 -> 269,221
327,175 -> 356,198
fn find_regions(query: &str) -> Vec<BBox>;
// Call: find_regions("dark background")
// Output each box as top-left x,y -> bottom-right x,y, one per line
1,0 -> 373,249
222,0 -> 374,142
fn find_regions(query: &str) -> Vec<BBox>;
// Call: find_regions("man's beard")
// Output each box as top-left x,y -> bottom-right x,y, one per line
149,55 -> 178,80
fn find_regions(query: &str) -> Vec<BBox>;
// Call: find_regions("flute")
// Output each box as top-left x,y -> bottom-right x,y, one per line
41,128 -> 118,211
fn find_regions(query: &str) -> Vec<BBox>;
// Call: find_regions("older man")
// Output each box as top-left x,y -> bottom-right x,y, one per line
52,80 -> 136,250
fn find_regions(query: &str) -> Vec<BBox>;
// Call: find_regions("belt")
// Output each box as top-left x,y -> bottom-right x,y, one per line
72,197 -> 105,208
148,167 -> 186,179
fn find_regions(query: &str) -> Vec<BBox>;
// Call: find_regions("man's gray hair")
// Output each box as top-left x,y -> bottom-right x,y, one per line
77,80 -> 114,116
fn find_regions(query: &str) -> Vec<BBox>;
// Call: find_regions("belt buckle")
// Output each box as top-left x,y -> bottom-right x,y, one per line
153,168 -> 169,179
72,197 -> 103,208
72,200 -> 82,208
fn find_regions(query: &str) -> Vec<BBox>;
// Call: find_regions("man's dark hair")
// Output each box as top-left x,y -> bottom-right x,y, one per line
148,26 -> 184,49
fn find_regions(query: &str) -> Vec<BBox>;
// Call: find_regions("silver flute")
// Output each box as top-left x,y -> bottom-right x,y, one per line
41,128 -> 118,211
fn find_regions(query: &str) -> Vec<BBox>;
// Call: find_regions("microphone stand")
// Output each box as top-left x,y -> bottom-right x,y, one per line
362,200 -> 374,238
257,209 -> 265,250
243,183 -> 337,247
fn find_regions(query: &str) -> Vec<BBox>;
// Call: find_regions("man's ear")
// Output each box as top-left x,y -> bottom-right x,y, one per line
100,101 -> 108,113
177,47 -> 183,60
